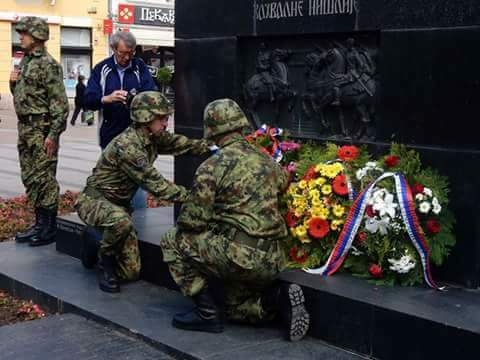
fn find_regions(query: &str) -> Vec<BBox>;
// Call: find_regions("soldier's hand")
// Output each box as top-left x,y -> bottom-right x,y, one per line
10,70 -> 19,82
44,137 -> 57,158
102,90 -> 128,104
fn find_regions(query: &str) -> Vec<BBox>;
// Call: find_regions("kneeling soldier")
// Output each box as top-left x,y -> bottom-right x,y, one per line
75,91 -> 210,293
160,99 -> 310,341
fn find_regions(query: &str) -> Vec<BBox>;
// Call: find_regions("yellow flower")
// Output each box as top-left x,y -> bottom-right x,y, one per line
294,210 -> 304,218
308,189 -> 320,199
314,177 -> 327,186
332,204 -> 345,218
314,164 -> 325,173
311,206 -> 329,220
321,184 -> 332,195
298,235 -> 311,244
298,180 -> 308,190
295,225 -> 307,239
311,196 -> 322,207
331,219 -> 345,231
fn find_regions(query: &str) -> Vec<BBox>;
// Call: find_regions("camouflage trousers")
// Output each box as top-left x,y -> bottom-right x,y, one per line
17,122 -> 59,210
160,225 -> 286,324
75,192 -> 141,281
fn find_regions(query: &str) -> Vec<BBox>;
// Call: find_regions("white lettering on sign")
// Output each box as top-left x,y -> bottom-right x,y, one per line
140,8 -> 175,25
255,0 -> 354,21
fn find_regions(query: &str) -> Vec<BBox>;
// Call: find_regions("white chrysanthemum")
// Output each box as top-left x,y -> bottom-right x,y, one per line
366,161 -> 377,168
388,255 -> 416,274
433,203 -> 442,215
415,193 -> 424,201
419,201 -> 431,214
432,197 -> 439,206
423,187 -> 433,197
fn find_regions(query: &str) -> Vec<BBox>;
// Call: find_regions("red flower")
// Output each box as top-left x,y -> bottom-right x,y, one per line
289,246 -> 309,264
285,211 -> 299,228
356,231 -> 367,244
412,183 -> 425,195
369,264 -> 383,278
366,205 -> 377,218
332,174 -> 349,196
384,155 -> 400,168
308,217 -> 330,239
302,166 -> 318,181
337,145 -> 359,162
426,219 -> 441,234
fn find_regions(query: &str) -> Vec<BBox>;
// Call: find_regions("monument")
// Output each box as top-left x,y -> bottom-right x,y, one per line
174,0 -> 480,288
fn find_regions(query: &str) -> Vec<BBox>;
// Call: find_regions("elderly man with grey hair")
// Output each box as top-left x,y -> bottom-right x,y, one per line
84,30 -> 157,149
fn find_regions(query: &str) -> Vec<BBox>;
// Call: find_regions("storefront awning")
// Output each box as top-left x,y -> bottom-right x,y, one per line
116,25 -> 174,47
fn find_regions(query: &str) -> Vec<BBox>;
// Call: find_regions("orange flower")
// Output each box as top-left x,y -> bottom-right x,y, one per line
332,174 -> 349,196
308,217 -> 330,239
337,145 -> 359,162
289,246 -> 309,264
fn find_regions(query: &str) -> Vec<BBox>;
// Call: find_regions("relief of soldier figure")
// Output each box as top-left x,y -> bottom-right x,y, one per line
243,43 -> 297,127
302,38 -> 377,139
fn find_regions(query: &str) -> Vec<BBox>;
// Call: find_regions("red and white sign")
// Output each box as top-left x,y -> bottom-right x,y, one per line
118,4 -> 135,24
103,19 -> 113,34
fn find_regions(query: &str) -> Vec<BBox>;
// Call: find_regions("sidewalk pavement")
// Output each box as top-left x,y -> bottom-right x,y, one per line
0,93 -> 174,198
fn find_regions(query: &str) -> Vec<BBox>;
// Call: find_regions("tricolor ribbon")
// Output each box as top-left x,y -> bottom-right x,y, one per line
305,172 -> 444,290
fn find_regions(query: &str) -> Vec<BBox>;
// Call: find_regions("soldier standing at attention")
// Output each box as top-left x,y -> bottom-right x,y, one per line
75,91 -> 211,293
160,99 -> 310,341
10,17 -> 69,247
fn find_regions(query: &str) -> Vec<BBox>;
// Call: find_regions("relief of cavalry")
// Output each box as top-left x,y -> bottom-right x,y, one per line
243,38 -> 377,140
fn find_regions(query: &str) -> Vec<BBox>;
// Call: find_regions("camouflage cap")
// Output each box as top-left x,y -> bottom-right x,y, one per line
15,16 -> 49,41
203,99 -> 250,139
130,91 -> 174,124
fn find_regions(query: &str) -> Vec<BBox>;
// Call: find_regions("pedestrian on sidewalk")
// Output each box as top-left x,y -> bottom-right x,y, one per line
160,99 -> 310,341
70,75 -> 86,126
10,16 -> 69,247
84,30 -> 157,209
76,92 -> 212,293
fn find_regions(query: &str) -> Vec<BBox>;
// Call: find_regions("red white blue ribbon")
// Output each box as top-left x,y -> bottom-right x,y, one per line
305,172 -> 443,290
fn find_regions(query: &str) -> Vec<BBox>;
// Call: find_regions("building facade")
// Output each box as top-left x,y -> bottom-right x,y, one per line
111,0 -> 175,74
0,0 -> 109,96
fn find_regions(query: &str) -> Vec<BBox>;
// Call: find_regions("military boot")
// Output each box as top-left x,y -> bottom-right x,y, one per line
15,208 -> 41,243
80,226 -> 101,269
30,208 -> 57,247
172,287 -> 224,333
262,282 -> 310,341
98,255 -> 120,293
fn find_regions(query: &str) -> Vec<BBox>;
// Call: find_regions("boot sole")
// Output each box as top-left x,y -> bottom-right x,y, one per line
287,284 -> 310,342
172,318 -> 224,333
99,283 -> 121,293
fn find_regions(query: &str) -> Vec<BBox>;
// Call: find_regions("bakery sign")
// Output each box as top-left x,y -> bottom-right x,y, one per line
118,3 -> 175,27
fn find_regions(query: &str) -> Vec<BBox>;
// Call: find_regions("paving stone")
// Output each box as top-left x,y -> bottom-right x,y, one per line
0,313 -> 173,360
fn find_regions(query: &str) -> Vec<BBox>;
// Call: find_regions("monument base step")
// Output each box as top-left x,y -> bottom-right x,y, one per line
55,209 -> 480,359
0,241 -> 363,360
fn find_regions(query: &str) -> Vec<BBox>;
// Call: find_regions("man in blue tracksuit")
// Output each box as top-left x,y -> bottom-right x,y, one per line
84,31 -> 157,149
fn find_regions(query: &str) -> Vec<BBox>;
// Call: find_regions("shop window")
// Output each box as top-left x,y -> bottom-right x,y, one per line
61,27 -> 91,48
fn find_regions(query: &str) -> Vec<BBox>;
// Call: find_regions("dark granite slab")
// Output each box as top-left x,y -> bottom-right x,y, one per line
0,241 -> 363,360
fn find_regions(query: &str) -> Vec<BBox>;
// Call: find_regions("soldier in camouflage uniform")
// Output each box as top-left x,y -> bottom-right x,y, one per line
75,91 -> 211,293
160,99 -> 310,341
10,17 -> 69,247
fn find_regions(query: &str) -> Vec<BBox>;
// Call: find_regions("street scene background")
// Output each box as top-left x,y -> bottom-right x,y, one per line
0,94 -> 174,198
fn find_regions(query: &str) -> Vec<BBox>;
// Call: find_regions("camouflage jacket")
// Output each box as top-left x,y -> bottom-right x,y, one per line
11,47 -> 69,142
84,126 -> 210,207
177,134 -> 288,239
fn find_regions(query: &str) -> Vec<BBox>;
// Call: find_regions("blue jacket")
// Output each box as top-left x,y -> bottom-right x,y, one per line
84,55 -> 157,148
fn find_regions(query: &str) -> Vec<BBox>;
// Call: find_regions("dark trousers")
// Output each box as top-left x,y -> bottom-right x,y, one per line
70,105 -> 84,125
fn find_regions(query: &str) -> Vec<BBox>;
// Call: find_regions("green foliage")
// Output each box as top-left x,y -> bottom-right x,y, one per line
156,66 -> 173,86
